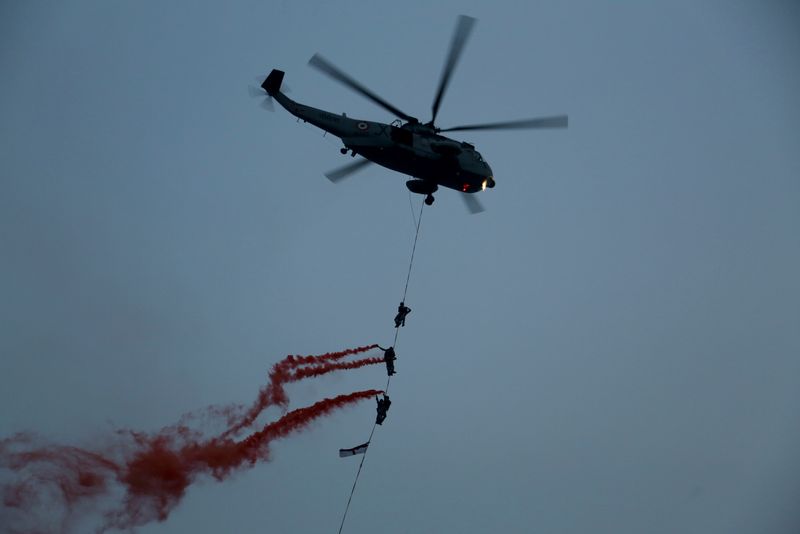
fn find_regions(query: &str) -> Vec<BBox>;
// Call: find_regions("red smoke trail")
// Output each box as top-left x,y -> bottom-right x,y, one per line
1,390 -> 382,532
222,344 -> 380,437
282,344 -> 379,367
288,357 -> 383,381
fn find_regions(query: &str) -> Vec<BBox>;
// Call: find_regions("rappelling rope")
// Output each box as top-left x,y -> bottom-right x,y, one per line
337,198 -> 425,534
401,199 -> 425,310
336,421 -> 377,534
407,191 -> 418,230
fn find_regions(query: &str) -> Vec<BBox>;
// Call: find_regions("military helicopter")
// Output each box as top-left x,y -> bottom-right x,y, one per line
253,15 -> 567,213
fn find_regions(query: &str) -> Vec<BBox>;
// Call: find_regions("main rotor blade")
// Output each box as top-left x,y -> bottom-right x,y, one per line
324,158 -> 373,183
439,115 -> 569,133
461,193 -> 485,214
309,54 -> 417,123
431,15 -> 476,125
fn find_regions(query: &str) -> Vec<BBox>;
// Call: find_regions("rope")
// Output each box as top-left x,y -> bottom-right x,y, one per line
337,423 -> 377,534
337,198 -> 425,534
407,191 -> 418,230
401,199 -> 425,306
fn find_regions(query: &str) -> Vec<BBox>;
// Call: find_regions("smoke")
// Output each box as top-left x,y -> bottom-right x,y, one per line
222,344 -> 379,437
0,345 -> 384,532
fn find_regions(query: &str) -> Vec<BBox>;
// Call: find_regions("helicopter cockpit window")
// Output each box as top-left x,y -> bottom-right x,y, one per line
390,126 -> 413,146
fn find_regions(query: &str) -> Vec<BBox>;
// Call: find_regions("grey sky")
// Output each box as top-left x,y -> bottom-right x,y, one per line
1,1 -> 799,532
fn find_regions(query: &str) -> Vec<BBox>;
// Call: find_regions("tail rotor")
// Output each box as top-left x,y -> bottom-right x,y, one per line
248,84 -> 275,112
249,70 -> 289,112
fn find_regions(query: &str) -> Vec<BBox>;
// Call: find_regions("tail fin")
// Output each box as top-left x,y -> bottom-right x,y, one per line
261,70 -> 284,96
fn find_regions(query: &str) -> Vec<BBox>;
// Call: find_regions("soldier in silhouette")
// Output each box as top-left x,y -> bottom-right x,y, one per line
375,394 -> 392,425
377,346 -> 397,376
394,302 -> 411,328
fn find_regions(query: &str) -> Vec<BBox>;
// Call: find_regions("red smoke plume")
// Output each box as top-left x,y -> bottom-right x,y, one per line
223,344 -> 379,437
283,344 -> 379,367
0,345 -> 384,532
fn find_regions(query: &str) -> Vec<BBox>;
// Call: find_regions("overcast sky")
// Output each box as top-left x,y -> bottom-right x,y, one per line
2,1 -> 799,533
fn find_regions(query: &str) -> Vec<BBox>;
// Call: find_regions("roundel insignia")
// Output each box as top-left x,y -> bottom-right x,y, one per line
357,122 -> 369,131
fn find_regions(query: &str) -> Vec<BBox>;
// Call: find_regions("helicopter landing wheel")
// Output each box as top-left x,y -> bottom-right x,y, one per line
425,194 -> 435,206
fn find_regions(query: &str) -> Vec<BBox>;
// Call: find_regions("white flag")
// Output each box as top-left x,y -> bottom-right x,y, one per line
339,442 -> 369,457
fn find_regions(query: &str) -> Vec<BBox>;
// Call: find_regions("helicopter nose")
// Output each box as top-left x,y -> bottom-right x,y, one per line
483,163 -> 495,188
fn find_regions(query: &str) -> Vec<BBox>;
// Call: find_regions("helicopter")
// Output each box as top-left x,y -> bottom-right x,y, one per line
253,15 -> 568,213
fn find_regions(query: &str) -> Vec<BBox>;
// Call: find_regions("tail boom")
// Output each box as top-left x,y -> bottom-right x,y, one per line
261,69 -> 284,96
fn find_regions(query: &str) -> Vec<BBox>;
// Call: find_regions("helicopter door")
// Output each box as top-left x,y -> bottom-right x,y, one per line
390,126 -> 413,147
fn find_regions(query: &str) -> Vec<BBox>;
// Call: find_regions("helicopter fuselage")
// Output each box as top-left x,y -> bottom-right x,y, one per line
272,88 -> 495,195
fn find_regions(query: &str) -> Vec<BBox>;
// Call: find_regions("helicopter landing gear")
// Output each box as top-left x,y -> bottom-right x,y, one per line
425,194 -> 435,206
